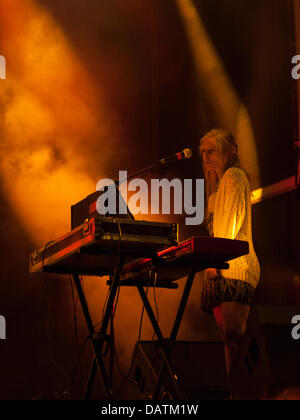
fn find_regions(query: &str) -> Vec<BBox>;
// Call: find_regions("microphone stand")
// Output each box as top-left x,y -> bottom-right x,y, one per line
113,159 -> 165,220
113,151 -> 192,218
115,152 -> 183,186
113,153 -> 186,220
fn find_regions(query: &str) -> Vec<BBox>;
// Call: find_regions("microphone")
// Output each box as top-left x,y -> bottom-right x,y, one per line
159,148 -> 193,165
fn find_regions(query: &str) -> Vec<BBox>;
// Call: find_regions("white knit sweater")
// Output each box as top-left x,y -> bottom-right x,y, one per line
208,167 -> 260,289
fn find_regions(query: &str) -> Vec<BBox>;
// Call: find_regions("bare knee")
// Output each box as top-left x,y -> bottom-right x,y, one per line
220,302 -> 250,344
213,306 -> 224,339
222,323 -> 246,345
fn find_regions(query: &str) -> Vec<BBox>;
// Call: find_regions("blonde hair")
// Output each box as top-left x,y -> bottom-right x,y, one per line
199,129 -> 246,234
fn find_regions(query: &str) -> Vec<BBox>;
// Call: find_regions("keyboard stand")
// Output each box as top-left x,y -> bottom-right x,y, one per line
127,261 -> 229,399
72,258 -> 123,400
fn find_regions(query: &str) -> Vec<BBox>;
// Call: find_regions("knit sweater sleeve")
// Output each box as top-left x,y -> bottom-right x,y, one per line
213,168 -> 247,240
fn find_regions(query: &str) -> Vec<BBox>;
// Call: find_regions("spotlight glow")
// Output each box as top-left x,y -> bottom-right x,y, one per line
176,0 -> 261,188
0,0 -> 119,244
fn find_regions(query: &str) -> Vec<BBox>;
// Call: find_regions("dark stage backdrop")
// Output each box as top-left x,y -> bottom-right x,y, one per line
193,0 -> 297,187
0,0 -> 299,400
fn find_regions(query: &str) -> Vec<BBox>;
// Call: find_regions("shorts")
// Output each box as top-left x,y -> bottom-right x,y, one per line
200,276 -> 255,315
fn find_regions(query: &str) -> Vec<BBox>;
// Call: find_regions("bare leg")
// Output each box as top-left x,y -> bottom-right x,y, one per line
212,306 -> 223,335
212,306 -> 226,354
213,306 -> 231,372
221,302 -> 250,374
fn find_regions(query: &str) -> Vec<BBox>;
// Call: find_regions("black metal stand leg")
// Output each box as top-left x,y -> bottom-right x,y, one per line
154,269 -> 197,400
109,318 -> 115,389
73,264 -> 121,400
84,358 -> 97,400
137,286 -> 182,400
98,263 -> 121,339
170,268 -> 196,341
136,269 -> 197,400
83,317 -> 115,400
137,286 -> 165,342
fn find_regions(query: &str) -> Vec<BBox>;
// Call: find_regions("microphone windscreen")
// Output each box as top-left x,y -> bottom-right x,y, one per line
183,148 -> 193,159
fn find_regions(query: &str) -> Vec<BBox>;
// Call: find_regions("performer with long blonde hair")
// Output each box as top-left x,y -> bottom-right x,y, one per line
199,129 -> 260,376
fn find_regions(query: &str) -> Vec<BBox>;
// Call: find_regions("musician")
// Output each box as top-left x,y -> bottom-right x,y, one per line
198,129 -> 260,376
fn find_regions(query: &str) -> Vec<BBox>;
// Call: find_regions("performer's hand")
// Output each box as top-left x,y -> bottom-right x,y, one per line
205,268 -> 220,280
